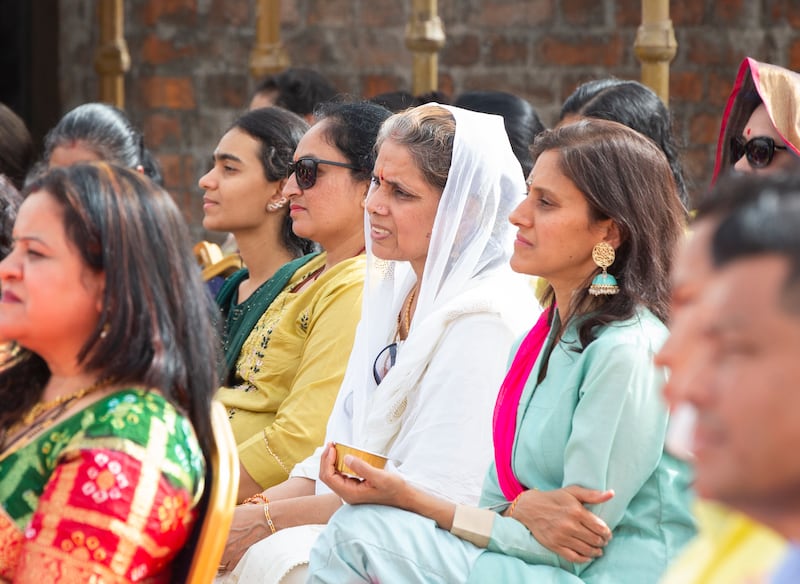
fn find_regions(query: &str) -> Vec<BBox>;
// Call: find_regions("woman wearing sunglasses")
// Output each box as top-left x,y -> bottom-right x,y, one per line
215,104 -> 536,583
714,57 -> 800,179
202,102 -> 391,504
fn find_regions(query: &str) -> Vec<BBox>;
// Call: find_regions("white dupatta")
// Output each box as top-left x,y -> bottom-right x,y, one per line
294,104 -> 539,498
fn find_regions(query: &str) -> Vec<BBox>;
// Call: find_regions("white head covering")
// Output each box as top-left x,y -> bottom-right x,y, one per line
322,104 -> 535,456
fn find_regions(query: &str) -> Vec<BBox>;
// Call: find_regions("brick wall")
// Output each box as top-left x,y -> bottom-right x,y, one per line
58,0 -> 800,238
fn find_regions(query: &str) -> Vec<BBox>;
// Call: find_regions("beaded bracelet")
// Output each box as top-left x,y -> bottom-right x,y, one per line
243,492 -> 268,505
263,502 -> 277,535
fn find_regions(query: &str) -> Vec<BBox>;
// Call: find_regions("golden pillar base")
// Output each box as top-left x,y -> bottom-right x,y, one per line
250,44 -> 291,78
634,0 -> 677,105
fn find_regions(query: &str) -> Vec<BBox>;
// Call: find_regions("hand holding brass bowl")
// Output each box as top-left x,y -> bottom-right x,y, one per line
333,442 -> 388,479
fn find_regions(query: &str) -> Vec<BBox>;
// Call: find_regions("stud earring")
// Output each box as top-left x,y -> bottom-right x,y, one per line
266,196 -> 288,212
99,322 -> 110,339
589,241 -> 619,296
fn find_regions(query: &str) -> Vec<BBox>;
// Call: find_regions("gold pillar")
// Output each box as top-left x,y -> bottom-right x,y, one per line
634,0 -> 677,105
405,0 -> 446,95
94,0 -> 130,108
250,0 -> 290,78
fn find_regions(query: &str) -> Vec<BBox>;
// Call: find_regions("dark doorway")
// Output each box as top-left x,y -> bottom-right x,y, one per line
0,0 -> 61,151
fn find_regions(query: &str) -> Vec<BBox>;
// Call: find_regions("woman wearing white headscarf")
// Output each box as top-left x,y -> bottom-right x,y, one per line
216,104 -> 537,583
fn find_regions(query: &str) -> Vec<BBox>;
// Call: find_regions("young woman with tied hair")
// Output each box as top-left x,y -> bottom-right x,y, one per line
216,103 -> 536,583
0,163 -> 219,582
559,78 -> 689,210
308,119 -> 695,584
43,102 -> 163,185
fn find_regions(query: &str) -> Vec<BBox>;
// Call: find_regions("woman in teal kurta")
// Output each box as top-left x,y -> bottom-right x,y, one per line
467,309 -> 694,582
307,120 -> 695,583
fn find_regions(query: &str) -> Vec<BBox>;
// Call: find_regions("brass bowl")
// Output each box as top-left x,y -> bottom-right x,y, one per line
333,442 -> 388,479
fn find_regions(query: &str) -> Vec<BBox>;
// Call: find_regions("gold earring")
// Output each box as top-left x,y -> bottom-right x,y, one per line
589,242 -> 619,296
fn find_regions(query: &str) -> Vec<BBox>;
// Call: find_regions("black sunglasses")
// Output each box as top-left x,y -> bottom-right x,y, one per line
286,157 -> 363,190
372,342 -> 398,385
730,136 -> 788,169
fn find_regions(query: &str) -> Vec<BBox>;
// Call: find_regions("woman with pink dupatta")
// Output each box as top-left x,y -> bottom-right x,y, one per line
308,119 -> 695,584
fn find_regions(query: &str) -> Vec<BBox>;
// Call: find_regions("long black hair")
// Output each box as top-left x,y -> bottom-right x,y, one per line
561,79 -> 689,210
533,120 -> 686,350
454,90 -> 545,176
312,101 -> 393,182
0,164 -> 220,452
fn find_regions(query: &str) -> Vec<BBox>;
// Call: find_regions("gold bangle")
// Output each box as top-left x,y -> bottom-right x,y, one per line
243,492 -> 268,505
263,502 -> 277,534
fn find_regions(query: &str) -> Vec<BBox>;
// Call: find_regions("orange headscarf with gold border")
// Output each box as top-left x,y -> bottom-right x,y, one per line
713,57 -> 800,182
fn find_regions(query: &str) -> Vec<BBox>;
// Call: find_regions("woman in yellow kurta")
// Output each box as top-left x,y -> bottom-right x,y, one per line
219,255 -> 366,492
202,102 -> 392,500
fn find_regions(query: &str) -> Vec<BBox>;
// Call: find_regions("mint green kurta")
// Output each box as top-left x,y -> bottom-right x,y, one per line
308,309 -> 695,584
469,308 -> 696,582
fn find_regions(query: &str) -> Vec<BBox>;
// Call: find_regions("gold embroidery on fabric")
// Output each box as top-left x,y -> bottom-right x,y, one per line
59,530 -> 108,562
36,461 -> 80,548
235,256 -> 323,386
236,275 -> 301,384
262,429 -> 291,476
388,397 -> 408,422
35,497 -> 172,558
18,544 -> 135,583
157,495 -> 190,533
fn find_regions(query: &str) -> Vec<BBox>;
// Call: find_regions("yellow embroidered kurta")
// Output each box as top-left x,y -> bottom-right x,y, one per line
217,253 -> 365,489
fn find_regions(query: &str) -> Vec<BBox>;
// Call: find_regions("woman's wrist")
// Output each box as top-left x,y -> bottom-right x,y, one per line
263,502 -> 277,534
243,491 -> 278,534
395,479 -> 417,511
506,492 -> 523,518
404,486 -> 456,531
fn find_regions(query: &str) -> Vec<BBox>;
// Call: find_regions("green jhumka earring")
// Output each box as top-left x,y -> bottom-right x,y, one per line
589,241 -> 619,296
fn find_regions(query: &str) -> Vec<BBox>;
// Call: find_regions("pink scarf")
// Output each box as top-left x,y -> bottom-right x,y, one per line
492,307 -> 552,501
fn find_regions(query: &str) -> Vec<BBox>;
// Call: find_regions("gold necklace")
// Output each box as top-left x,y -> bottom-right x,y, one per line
396,285 -> 417,341
3,378 -> 111,449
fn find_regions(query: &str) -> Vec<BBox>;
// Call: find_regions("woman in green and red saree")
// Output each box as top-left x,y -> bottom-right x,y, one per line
0,163 -> 220,582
